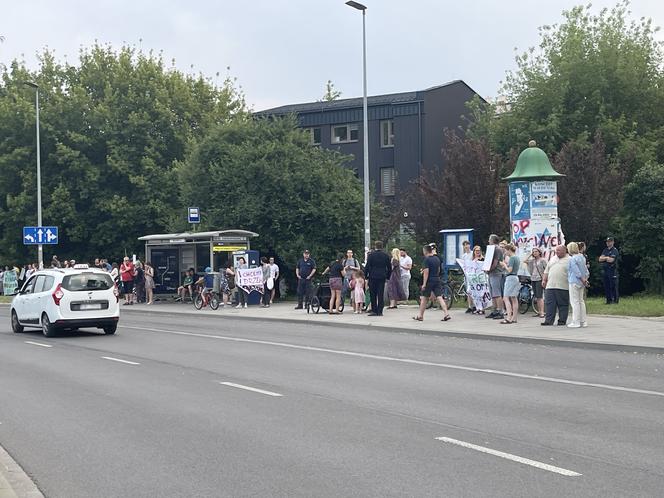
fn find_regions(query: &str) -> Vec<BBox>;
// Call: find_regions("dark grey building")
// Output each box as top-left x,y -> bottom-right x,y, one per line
255,80 -> 481,199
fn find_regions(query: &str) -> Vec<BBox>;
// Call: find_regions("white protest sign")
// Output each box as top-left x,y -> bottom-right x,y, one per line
236,267 -> 264,294
483,245 -> 495,272
457,258 -> 492,310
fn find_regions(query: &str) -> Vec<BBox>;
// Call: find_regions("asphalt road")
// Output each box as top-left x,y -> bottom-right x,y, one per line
0,307 -> 663,498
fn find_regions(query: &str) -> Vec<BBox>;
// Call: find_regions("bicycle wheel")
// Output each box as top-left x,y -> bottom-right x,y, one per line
193,293 -> 204,310
209,293 -> 220,310
518,285 -> 531,314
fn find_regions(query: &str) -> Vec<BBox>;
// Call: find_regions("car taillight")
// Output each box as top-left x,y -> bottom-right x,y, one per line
113,285 -> 119,302
52,284 -> 64,306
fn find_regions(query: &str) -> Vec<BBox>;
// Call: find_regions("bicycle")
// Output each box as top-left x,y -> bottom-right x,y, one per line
193,287 -> 220,310
517,276 -> 533,314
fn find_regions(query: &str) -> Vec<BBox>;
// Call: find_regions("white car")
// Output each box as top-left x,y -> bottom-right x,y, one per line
11,265 -> 120,337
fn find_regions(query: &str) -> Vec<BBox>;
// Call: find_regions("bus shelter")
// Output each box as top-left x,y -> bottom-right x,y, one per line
138,229 -> 258,293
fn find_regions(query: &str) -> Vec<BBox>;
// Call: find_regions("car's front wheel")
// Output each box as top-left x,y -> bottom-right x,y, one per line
11,310 -> 24,333
41,313 -> 57,338
103,324 -> 117,335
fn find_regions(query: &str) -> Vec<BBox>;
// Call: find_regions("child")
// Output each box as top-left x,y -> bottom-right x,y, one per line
353,270 -> 366,314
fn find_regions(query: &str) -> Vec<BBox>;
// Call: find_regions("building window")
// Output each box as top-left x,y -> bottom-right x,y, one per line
331,124 -> 359,144
380,167 -> 396,196
380,120 -> 394,147
305,127 -> 321,145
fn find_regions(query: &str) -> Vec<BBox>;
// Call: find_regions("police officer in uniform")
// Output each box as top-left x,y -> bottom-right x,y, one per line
598,236 -> 619,304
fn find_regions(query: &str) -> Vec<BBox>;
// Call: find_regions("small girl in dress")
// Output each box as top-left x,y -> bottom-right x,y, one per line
353,270 -> 366,314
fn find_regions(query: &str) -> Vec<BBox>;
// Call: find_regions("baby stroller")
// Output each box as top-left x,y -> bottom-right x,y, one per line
308,282 -> 345,314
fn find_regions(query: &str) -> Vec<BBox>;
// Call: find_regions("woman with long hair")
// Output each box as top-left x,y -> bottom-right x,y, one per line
322,253 -> 346,314
144,261 -> 155,305
526,247 -> 547,318
387,247 -> 406,309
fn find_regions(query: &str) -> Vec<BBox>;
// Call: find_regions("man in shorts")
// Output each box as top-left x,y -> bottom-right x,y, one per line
413,243 -> 451,322
486,234 -> 505,319
120,256 -> 135,305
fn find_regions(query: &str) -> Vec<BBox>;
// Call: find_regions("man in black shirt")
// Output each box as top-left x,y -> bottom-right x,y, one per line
295,250 -> 316,309
413,243 -> 451,322
364,240 -> 391,316
598,237 -> 619,304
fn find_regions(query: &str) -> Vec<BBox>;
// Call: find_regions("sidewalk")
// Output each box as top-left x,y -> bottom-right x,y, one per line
122,300 -> 664,352
0,444 -> 43,498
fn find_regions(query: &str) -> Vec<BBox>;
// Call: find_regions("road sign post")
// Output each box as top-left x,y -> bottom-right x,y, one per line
188,207 -> 200,231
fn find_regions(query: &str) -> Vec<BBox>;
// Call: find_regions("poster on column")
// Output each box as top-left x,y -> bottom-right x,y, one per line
530,181 -> 558,220
456,258 -> 492,310
509,181 -> 531,221
512,218 -> 561,261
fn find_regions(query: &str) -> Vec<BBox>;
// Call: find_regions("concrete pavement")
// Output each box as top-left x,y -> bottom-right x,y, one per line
120,299 -> 664,352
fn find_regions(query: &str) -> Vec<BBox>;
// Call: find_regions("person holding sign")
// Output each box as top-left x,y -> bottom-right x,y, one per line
413,243 -> 451,322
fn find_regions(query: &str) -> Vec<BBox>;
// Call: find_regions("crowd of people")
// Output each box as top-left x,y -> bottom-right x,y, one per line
2,236 -> 620,330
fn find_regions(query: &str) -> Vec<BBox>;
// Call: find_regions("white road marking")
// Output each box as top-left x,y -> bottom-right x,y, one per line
101,356 -> 140,365
436,437 -> 582,476
24,341 -> 53,348
219,382 -> 283,397
120,325 -> 664,398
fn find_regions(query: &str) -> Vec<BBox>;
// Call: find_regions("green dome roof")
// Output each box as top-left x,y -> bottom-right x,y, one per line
503,141 -> 565,181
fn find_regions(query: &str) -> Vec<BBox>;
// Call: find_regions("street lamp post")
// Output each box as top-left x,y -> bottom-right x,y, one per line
24,81 -> 43,269
346,0 -> 370,256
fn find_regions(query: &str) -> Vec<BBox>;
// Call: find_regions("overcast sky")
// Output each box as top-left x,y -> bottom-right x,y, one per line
2,0 -> 663,111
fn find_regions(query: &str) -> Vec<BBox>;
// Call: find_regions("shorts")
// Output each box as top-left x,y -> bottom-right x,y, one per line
122,280 -> 134,294
329,277 -> 343,291
421,281 -> 443,298
532,280 -> 543,299
489,273 -> 504,298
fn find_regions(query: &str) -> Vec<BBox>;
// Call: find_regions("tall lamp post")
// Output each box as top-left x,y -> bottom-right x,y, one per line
345,0 -> 370,256
24,81 -> 43,269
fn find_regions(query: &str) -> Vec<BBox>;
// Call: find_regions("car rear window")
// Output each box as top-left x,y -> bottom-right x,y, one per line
62,273 -> 114,292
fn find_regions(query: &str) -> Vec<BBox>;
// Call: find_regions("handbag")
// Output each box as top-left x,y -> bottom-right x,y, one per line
267,277 -> 274,290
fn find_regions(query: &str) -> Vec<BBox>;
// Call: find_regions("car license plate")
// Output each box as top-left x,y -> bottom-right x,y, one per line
80,303 -> 102,310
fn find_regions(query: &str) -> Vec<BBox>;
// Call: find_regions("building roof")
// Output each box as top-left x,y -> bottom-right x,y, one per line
138,229 -> 259,242
255,80 -> 475,116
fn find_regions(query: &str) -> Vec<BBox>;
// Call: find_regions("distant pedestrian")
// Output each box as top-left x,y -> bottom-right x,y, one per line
567,242 -> 589,328
295,250 -> 316,310
525,248 -> 547,318
235,257 -> 249,308
486,234 -> 506,320
413,243 -> 451,322
500,243 -> 521,324
120,257 -> 135,305
364,241 -> 391,316
51,255 -> 61,268
261,257 -> 271,308
349,270 -> 364,314
460,241 -> 475,313
598,237 -> 619,304
541,245 -> 570,326
144,261 -> 155,305
342,249 -> 361,301
387,248 -> 406,309
399,249 -> 413,300
269,257 -> 279,304
322,253 -> 346,314
134,261 -> 146,303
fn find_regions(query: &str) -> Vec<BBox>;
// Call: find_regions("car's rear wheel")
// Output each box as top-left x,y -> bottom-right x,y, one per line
41,313 -> 57,338
103,324 -> 117,335
11,310 -> 24,333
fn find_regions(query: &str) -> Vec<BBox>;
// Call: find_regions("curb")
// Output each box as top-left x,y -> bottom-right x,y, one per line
120,307 -> 664,354
0,444 -> 44,498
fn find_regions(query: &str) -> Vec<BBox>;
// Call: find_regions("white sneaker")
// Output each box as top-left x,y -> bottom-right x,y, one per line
244,304 -> 247,308
235,304 -> 242,309
567,323 -> 581,328
581,322 -> 588,328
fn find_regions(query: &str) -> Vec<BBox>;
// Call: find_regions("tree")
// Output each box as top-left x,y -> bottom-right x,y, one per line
176,116 -> 365,266
0,45 -> 245,264
403,131 -> 507,245
619,163 -> 664,293
321,80 -> 342,101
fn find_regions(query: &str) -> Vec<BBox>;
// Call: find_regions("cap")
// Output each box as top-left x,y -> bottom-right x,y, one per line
606,236 -> 614,241
204,266 -> 212,272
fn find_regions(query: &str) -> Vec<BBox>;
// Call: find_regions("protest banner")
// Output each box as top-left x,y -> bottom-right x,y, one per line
483,245 -> 495,272
456,258 -> 492,310
236,267 -> 264,294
